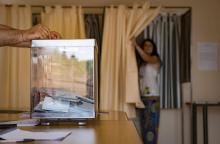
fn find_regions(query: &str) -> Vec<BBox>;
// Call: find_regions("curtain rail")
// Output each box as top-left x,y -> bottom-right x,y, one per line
4,4 -> 191,9
4,4 -> 191,15
4,5 -> 150,9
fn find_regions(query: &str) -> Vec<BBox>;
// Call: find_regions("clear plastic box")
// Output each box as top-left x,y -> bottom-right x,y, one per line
30,39 -> 97,120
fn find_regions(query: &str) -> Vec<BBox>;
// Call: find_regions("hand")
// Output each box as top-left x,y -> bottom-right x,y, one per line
22,24 -> 51,41
50,31 -> 61,39
131,37 -> 138,48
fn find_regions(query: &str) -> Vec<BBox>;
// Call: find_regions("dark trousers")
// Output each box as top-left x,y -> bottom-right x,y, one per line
136,96 -> 160,144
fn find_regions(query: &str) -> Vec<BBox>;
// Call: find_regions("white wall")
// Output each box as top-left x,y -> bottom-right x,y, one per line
158,109 -> 182,144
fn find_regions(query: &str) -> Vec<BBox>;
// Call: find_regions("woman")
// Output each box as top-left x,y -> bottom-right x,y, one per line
133,38 -> 161,144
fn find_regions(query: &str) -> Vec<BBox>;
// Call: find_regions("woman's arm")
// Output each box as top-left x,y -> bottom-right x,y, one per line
132,39 -> 159,64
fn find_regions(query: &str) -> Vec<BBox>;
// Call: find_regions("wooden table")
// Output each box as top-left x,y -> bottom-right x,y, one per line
0,111 -> 142,144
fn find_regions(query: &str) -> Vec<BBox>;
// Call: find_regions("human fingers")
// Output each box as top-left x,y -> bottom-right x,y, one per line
38,30 -> 48,39
34,24 -> 50,39
50,31 -> 61,39
39,25 -> 51,39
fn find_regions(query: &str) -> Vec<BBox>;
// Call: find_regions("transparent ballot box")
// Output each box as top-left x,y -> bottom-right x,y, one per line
31,39 -> 97,120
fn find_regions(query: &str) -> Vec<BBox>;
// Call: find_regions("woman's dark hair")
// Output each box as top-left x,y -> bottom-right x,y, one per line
140,39 -> 159,57
137,38 -> 162,66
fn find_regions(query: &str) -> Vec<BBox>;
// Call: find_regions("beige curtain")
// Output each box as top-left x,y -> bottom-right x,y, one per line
100,2 -> 161,118
41,5 -> 85,38
0,5 -> 32,110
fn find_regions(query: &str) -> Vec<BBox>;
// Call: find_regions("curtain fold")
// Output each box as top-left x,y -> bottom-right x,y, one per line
0,5 -> 32,110
180,11 -> 191,83
41,5 -> 86,39
84,14 -> 103,50
84,14 -> 103,91
100,2 -> 161,117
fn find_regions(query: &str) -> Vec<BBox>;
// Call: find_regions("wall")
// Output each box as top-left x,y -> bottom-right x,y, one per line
0,0 -> 220,143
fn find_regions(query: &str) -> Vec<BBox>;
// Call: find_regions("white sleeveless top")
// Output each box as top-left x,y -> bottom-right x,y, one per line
139,64 -> 160,97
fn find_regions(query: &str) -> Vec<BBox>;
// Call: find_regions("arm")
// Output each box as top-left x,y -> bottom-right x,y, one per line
0,24 -> 15,30
0,29 -> 24,47
135,44 -> 159,64
0,24 -> 30,47
0,24 -> 52,47
12,41 -> 31,48
14,31 -> 61,47
132,39 -> 159,64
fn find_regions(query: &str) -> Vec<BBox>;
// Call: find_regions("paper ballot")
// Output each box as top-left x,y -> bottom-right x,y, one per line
0,128 -> 71,141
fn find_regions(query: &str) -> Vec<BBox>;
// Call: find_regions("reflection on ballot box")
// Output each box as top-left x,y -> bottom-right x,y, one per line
31,40 -> 97,119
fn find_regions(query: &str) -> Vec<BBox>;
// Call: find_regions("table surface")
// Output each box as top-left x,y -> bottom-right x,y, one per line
0,111 -> 142,144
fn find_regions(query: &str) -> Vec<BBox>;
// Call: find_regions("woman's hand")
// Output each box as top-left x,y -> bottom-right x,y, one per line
131,37 -> 138,48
